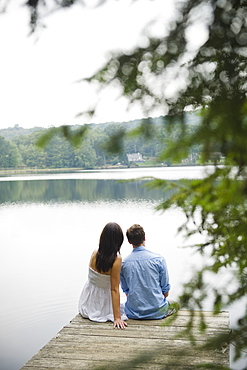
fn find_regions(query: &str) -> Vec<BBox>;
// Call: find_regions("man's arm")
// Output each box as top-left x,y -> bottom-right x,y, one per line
120,264 -> 129,295
159,257 -> 171,295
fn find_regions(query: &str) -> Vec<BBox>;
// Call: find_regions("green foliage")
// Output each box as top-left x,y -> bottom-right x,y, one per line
12,128 -> 99,169
0,125 -> 42,140
100,125 -> 126,154
0,136 -> 21,168
35,125 -> 88,148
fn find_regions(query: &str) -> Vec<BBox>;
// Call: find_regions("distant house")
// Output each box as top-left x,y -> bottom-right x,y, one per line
127,152 -> 144,162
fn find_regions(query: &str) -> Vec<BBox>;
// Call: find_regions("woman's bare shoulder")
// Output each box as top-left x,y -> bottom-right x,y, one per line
90,250 -> 97,258
116,254 -> 122,261
112,254 -> 122,268
89,250 -> 98,267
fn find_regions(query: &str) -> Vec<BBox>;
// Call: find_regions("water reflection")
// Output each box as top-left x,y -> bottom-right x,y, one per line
0,179 -> 172,204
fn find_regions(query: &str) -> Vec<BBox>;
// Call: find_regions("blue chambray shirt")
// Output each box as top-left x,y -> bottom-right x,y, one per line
120,246 -> 170,319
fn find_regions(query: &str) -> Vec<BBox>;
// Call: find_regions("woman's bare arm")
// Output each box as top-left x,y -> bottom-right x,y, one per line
110,256 -> 128,329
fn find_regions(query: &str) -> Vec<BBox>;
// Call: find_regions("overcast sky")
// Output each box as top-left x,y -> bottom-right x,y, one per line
0,0 -> 207,129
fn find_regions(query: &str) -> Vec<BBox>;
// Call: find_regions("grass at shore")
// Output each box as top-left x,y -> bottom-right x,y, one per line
0,168 -> 85,175
0,162 -> 204,176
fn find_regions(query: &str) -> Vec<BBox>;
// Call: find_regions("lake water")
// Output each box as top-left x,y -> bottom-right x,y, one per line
0,166 -> 246,369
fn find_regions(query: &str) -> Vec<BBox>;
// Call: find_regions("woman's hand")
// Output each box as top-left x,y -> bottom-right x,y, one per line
114,318 -> 128,329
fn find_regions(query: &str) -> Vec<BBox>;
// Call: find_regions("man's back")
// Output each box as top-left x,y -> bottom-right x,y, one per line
120,245 -> 170,319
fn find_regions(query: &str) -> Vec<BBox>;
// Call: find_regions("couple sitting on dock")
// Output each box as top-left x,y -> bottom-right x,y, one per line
78,223 -> 178,329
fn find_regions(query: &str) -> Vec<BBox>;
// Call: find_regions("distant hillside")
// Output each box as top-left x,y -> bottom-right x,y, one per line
90,111 -> 201,130
0,111 -> 201,140
0,125 -> 44,140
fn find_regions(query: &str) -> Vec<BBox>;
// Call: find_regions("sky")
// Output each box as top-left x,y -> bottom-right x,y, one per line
0,0 -> 207,130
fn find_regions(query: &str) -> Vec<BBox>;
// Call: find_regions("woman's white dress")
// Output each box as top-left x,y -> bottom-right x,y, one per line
78,267 -> 127,322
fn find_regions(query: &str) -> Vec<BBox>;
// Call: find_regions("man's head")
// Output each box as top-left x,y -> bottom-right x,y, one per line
126,224 -> 145,246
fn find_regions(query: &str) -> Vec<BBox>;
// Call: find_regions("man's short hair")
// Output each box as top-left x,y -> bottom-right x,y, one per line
126,224 -> 145,246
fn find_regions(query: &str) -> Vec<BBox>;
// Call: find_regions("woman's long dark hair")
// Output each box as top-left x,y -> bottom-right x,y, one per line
96,222 -> 124,273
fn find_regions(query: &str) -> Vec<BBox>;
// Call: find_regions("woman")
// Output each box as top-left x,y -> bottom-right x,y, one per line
78,222 -> 128,329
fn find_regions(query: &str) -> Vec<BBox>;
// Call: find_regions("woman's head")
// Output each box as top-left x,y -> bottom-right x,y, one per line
96,222 -> 124,272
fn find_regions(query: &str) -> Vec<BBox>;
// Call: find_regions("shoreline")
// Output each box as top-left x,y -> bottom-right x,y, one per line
0,164 -> 206,176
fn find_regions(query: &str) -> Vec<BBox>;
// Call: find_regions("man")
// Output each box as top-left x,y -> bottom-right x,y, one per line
120,224 -> 177,319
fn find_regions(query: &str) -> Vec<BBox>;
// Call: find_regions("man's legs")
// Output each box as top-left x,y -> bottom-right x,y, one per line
164,301 -> 180,318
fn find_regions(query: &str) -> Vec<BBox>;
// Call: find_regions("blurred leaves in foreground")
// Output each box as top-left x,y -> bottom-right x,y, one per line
36,125 -> 88,148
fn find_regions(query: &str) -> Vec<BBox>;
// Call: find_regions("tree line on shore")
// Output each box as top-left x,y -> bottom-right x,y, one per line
0,114 -> 201,169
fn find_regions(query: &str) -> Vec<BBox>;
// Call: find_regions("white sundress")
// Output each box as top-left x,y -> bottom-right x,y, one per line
78,267 -> 127,322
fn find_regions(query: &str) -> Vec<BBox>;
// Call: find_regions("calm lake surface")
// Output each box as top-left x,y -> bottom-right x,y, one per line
0,166 -> 245,370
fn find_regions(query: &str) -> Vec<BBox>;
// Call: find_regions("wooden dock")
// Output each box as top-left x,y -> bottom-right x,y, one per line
21,310 -> 230,369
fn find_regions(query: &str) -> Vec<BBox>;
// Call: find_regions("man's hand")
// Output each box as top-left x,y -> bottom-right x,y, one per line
164,292 -> 169,298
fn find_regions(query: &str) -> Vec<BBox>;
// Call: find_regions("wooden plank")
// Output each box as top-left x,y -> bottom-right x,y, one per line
69,311 -> 229,329
33,336 -> 224,353
25,341 -> 228,361
22,352 -> 229,367
22,348 -> 229,369
68,319 -> 229,330
21,310 -> 230,370
66,319 -> 229,333
22,358 -> 212,370
52,327 -> 227,342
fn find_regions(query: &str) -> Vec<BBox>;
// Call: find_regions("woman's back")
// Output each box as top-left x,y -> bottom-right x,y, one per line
89,251 -> 111,275
78,222 -> 127,328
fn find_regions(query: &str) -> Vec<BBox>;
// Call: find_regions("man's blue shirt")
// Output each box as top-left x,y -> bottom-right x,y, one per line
120,246 -> 170,319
